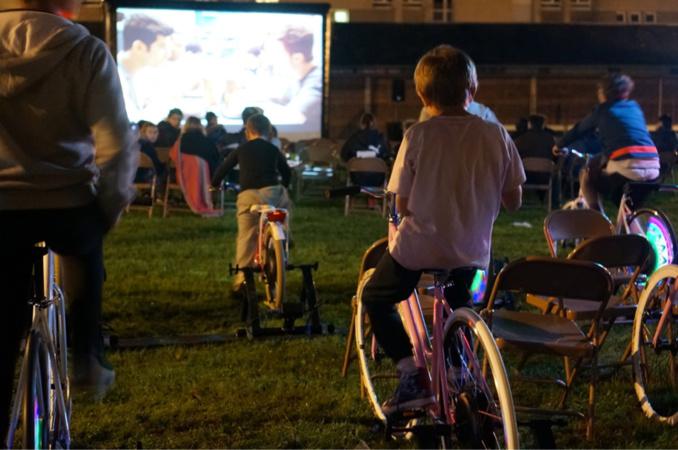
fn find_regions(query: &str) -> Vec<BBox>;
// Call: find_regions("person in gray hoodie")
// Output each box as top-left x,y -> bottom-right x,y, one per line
0,0 -> 137,430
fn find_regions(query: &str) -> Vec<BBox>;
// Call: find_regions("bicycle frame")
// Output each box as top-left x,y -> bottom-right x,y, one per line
6,250 -> 71,449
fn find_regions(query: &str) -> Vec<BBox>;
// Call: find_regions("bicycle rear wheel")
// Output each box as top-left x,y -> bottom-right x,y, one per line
632,264 -> 678,425
627,208 -> 677,273
21,330 -> 50,450
354,268 -> 399,423
262,227 -> 287,310
442,308 -> 518,449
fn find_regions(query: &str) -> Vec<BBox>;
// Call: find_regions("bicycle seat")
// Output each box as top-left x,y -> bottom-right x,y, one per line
421,267 -> 478,283
249,204 -> 287,214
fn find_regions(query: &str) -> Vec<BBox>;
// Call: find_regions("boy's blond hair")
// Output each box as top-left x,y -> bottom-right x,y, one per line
414,45 -> 478,109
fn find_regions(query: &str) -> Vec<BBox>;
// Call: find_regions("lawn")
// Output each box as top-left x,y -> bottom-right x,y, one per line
71,192 -> 678,449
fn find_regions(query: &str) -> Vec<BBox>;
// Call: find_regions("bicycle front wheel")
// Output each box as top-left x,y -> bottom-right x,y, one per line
442,308 -> 519,449
627,208 -> 676,273
354,269 -> 398,423
632,264 -> 678,425
262,227 -> 287,310
21,330 -> 50,450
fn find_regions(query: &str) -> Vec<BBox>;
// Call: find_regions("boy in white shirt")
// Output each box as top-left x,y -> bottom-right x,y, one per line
361,45 -> 525,415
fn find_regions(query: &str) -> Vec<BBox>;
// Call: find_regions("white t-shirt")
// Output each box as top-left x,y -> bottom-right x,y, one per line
388,115 -> 526,270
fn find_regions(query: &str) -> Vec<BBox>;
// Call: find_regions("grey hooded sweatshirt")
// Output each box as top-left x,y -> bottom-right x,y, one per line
0,10 -> 137,225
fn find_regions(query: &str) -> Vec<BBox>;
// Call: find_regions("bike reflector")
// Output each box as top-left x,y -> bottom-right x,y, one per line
267,210 -> 287,222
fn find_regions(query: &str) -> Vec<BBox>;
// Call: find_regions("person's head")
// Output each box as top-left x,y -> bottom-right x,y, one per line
414,45 -> 478,110
241,106 -> 264,126
245,114 -> 272,141
205,112 -> 218,127
138,120 -> 158,143
598,73 -> 634,102
279,27 -> 314,63
19,0 -> 82,17
182,116 -> 204,135
166,108 -> 183,129
515,117 -> 528,133
122,14 -> 174,68
360,112 -> 376,130
660,114 -> 673,128
528,114 -> 546,131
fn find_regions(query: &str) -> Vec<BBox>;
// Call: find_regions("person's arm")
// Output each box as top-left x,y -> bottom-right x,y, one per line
278,153 -> 291,188
558,106 -> 600,148
387,128 -> 416,214
500,128 -> 526,212
84,40 -> 138,229
211,148 -> 238,187
396,195 -> 411,216
501,186 -> 522,212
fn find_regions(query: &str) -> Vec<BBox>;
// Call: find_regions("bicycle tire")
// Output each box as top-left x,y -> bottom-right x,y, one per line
627,208 -> 677,273
262,226 -> 287,310
632,264 -> 678,425
442,308 -> 519,449
354,269 -> 398,423
21,330 -> 50,450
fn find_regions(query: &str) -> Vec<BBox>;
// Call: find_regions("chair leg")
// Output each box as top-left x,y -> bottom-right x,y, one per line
344,194 -> 350,216
341,297 -> 357,377
163,175 -> 170,218
149,176 -> 156,218
586,351 -> 598,440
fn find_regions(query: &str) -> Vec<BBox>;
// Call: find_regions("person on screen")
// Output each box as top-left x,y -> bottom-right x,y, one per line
117,14 -> 174,120
274,27 -> 322,131
157,108 -> 183,148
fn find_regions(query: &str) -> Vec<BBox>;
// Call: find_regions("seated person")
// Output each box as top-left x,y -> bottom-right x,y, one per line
205,111 -> 227,147
178,116 -> 221,176
341,112 -> 390,187
135,120 -> 166,186
211,114 -> 291,294
652,114 -> 678,155
558,73 -> 660,215
156,107 -> 183,147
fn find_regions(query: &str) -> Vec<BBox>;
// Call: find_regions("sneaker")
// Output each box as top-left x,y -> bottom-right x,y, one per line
381,367 -> 435,416
72,355 -> 115,401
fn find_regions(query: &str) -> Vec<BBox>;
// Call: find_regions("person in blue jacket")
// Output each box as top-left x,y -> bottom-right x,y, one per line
558,73 -> 660,215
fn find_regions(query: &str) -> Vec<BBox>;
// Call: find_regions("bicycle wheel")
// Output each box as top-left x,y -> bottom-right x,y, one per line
21,330 -> 50,450
262,226 -> 287,310
354,269 -> 399,423
632,264 -> 678,425
442,308 -> 519,449
627,208 -> 677,273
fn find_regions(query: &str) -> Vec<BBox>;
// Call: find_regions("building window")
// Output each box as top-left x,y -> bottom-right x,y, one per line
433,0 -> 452,22
644,12 -> 656,23
372,0 -> 391,8
616,11 -> 626,23
571,0 -> 591,11
333,9 -> 350,22
629,11 -> 641,23
541,0 -> 561,11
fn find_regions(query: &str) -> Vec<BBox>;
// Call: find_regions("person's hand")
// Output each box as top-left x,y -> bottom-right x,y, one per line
552,145 -> 563,157
209,185 -> 221,192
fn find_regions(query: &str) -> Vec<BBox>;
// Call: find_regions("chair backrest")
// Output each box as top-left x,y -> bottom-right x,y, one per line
138,152 -> 155,170
567,234 -> 651,270
346,157 -> 388,174
544,209 -> 614,256
488,257 -> 614,308
522,157 -> 555,174
299,138 -> 339,166
358,237 -> 388,282
155,146 -> 171,164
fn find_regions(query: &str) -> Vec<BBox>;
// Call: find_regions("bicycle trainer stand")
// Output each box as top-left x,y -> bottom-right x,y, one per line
229,263 -> 334,339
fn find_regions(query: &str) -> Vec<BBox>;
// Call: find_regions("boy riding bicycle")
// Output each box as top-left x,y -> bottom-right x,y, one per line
361,45 -> 525,415
557,73 -> 660,216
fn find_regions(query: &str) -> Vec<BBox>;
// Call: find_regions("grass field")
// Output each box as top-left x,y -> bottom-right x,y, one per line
71,191 -> 678,449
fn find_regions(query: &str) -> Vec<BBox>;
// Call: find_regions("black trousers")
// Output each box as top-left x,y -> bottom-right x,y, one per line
361,251 -> 475,363
0,203 -> 106,435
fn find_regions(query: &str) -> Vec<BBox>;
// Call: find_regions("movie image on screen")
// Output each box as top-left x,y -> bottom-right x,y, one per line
116,6 -> 324,139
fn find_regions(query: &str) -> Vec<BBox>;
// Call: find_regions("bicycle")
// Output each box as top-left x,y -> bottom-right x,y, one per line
331,186 -> 518,448
558,147 -> 677,274
250,203 -> 289,311
5,245 -> 71,449
631,263 -> 678,425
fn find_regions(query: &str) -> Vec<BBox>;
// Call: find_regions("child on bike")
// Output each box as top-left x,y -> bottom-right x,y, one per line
557,73 -> 660,215
211,113 -> 291,296
361,45 -> 525,415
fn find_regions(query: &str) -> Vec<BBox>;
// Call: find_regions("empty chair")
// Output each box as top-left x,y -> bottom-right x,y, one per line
344,157 -> 388,216
522,157 -> 556,211
483,257 -> 615,439
543,209 -> 614,257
